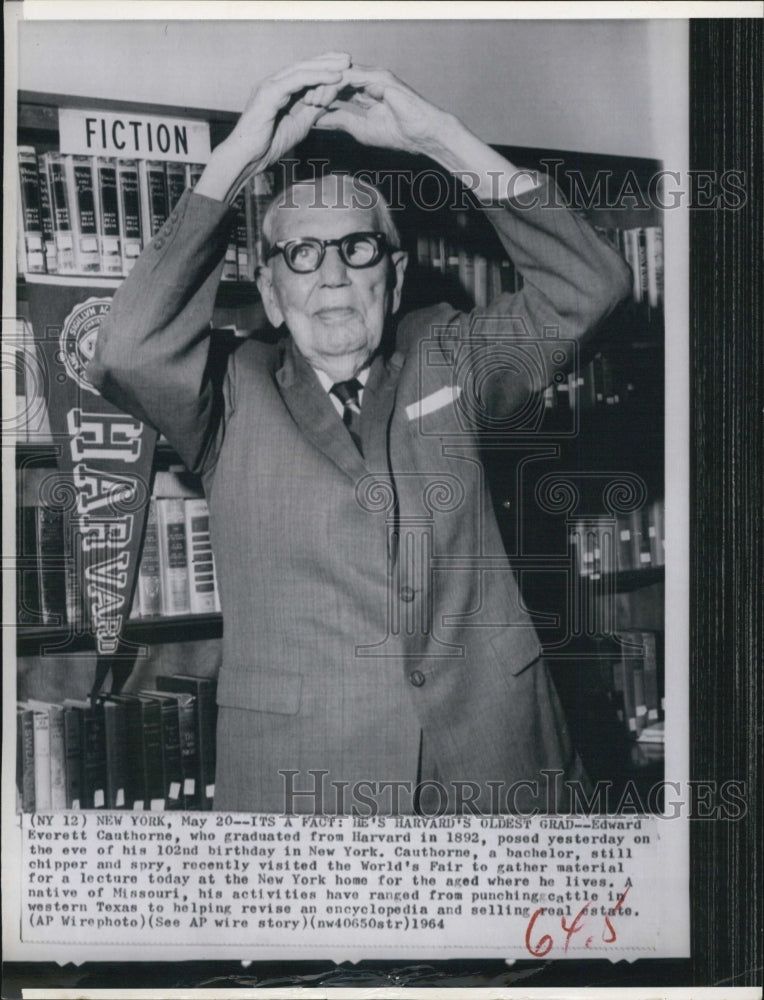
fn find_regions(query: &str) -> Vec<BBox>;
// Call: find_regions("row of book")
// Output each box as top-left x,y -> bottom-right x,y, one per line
569,500 -> 665,579
415,224 -> 663,312
131,496 -> 222,619
542,352 -> 632,413
603,631 -> 665,755
16,674 -> 217,812
594,225 -> 664,310
17,146 -> 272,280
17,494 -> 220,630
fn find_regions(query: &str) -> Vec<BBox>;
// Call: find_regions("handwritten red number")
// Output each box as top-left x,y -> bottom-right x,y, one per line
561,901 -> 591,952
602,884 -> 631,943
525,908 -> 553,957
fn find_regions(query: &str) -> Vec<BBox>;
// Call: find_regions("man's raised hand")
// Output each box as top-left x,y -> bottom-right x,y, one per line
314,65 -> 452,159
195,52 -> 351,203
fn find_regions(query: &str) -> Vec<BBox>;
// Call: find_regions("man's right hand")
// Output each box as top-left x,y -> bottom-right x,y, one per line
194,52 -> 351,204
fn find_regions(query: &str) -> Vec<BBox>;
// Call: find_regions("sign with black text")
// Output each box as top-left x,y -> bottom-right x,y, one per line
25,282 -> 157,656
58,108 -> 211,163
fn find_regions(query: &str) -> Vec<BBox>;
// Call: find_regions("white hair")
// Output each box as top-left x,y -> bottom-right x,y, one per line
260,172 -> 401,253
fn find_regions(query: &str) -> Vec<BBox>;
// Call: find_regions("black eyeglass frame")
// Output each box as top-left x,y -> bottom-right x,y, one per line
264,231 -> 397,273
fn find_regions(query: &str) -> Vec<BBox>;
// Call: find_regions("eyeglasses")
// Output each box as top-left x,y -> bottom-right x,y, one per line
265,231 -> 395,273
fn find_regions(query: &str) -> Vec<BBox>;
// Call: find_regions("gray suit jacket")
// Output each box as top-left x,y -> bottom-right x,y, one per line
90,177 -> 631,813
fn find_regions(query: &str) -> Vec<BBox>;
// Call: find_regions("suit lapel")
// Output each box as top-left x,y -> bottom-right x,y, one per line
276,339 -> 368,482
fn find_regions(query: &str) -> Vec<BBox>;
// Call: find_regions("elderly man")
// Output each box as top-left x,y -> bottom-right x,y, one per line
90,53 -> 631,814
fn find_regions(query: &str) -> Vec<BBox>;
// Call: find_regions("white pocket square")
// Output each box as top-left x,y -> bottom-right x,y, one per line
405,385 -> 462,421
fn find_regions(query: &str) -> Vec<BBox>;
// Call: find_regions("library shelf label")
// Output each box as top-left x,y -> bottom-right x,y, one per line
59,108 -> 211,163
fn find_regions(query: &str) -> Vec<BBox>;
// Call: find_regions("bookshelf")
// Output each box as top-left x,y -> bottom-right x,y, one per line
14,91 -> 666,809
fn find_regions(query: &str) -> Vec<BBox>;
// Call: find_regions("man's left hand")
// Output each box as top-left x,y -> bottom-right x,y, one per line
315,65 -> 453,159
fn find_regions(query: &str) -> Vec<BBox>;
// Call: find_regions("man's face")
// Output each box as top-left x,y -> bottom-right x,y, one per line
257,184 -> 407,379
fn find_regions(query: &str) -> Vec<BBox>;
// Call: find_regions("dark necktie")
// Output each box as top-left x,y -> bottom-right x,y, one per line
330,378 -> 364,456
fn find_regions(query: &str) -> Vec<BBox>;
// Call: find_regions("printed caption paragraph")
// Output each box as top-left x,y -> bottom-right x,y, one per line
20,813 -> 686,961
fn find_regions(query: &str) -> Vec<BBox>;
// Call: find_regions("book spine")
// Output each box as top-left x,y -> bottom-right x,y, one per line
48,705 -> 67,810
38,159 -> 58,273
138,159 -> 170,239
81,704 -> 107,809
150,696 -> 184,810
17,505 -> 41,625
473,253 -> 488,309
138,698 -> 166,810
43,152 -> 76,273
17,147 -> 46,273
156,497 -> 191,615
137,498 -> 161,617
458,248 -> 474,301
31,709 -> 52,810
186,163 -> 205,190
185,498 -> 219,614
233,190 -> 249,281
19,708 -> 37,812
617,516 -> 633,572
95,157 -> 123,275
116,159 -> 144,272
102,699 -> 128,809
176,695 -> 200,808
153,691 -> 200,808
36,506 -> 67,627
63,707 -> 83,809
156,676 -> 217,809
165,161 -> 187,212
625,229 -> 642,303
66,154 -> 101,273
639,631 -> 661,723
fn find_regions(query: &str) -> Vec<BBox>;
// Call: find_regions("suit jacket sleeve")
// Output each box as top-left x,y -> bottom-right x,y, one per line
87,189 -> 236,474
396,176 -> 633,420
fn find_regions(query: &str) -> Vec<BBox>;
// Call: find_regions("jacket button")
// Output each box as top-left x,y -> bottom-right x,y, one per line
154,237 -> 164,249
409,670 -> 426,687
162,223 -> 173,236
170,210 -> 179,221
400,586 -> 416,602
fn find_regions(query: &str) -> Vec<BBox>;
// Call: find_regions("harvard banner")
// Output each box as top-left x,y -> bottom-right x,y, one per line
25,281 -> 157,659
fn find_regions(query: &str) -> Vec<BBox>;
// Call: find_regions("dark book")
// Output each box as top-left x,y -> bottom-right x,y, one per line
17,146 -> 45,273
63,704 -> 84,809
138,159 -> 169,238
233,190 -> 250,281
42,151 -> 76,273
27,701 -> 66,810
136,498 -> 161,617
100,697 -> 128,809
148,690 -> 199,809
95,156 -> 122,275
18,706 -> 36,813
185,162 -> 205,189
38,160 -> 57,272
17,505 -> 42,626
35,506 -> 68,627
638,630 -> 661,724
116,159 -> 143,272
142,691 -> 184,810
107,694 -> 164,810
63,699 -> 107,809
67,154 -> 100,273
156,675 -> 217,809
165,161 -> 187,212
156,497 -> 191,615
